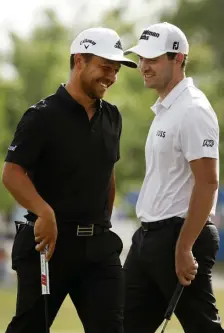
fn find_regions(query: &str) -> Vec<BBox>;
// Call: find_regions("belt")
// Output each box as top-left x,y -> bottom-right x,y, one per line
15,221 -> 109,236
141,217 -> 183,231
141,216 -> 213,232
75,224 -> 109,236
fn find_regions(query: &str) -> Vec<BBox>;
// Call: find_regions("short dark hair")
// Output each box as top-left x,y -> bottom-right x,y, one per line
70,53 -> 94,70
166,52 -> 188,70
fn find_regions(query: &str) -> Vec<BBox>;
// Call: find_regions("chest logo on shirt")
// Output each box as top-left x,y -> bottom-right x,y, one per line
202,139 -> 214,147
156,130 -> 166,138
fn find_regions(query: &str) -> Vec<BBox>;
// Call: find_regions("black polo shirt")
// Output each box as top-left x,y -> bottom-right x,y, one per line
5,85 -> 122,227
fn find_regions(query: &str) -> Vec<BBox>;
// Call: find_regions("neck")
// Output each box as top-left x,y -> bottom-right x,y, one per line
158,72 -> 185,100
65,77 -> 96,111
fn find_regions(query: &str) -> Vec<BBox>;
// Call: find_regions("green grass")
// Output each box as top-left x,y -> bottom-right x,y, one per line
0,287 -> 83,332
157,288 -> 224,332
1,287 -> 224,332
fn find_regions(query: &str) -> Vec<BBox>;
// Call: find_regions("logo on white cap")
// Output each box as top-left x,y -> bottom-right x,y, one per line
140,30 -> 160,40
70,27 -> 137,68
80,39 -> 96,49
114,40 -> 123,50
124,22 -> 189,59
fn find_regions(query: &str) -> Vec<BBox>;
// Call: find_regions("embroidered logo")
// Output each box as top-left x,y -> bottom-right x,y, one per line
114,40 -> 123,50
8,145 -> 17,151
140,30 -> 160,40
80,39 -> 96,49
202,139 -> 214,147
173,41 -> 179,50
156,130 -> 166,138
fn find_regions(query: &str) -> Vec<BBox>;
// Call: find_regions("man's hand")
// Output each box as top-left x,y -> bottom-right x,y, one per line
34,209 -> 58,261
175,247 -> 198,286
2,162 -> 58,261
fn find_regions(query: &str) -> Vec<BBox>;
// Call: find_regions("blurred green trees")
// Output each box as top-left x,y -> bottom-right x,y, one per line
0,1 -> 223,214
0,10 -> 71,211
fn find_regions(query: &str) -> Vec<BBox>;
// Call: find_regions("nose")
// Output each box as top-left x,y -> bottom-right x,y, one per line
108,71 -> 117,85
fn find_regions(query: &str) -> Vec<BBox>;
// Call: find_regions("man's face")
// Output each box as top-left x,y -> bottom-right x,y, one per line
138,54 -> 176,91
79,55 -> 121,99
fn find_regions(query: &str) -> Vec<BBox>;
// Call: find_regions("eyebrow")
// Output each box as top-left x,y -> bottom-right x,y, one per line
102,59 -> 121,68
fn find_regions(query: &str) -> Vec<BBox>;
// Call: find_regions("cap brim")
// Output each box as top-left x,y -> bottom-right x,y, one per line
95,53 -> 137,68
124,45 -> 167,59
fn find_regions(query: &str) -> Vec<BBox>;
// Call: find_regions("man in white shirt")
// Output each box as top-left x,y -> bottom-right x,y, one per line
123,22 -> 223,333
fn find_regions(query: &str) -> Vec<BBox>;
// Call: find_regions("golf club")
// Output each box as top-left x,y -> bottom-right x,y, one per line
15,221 -> 51,332
160,282 -> 184,333
40,247 -> 50,333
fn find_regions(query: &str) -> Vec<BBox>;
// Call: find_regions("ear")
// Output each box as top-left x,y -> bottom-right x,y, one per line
74,53 -> 84,69
175,53 -> 184,66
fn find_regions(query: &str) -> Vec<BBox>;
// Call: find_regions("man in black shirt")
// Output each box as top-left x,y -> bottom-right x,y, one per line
2,27 -> 137,333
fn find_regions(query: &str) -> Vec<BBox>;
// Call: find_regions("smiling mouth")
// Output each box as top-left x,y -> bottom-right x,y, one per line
144,74 -> 154,79
100,82 -> 108,89
99,78 -> 111,89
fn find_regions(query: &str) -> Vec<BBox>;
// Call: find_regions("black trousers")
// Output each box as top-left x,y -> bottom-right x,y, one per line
5,223 -> 124,333
123,217 -> 224,333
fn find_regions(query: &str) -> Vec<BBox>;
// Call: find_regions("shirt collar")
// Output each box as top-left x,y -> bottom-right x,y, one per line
151,77 -> 194,114
56,84 -> 102,112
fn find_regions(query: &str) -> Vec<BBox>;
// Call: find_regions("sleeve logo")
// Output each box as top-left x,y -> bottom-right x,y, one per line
202,139 -> 214,147
8,145 -> 17,151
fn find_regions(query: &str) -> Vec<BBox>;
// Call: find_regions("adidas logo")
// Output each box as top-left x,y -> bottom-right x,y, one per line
114,40 -> 123,50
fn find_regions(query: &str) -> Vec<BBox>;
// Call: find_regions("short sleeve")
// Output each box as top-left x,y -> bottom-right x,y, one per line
180,105 -> 219,162
5,107 -> 46,170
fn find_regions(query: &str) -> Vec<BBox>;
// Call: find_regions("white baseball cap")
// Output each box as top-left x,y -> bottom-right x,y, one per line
70,27 -> 137,68
124,22 -> 189,59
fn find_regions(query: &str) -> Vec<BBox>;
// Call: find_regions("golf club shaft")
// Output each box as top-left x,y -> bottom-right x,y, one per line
165,282 -> 184,319
44,295 -> 49,333
40,248 -> 50,333
160,283 -> 184,333
161,320 -> 169,333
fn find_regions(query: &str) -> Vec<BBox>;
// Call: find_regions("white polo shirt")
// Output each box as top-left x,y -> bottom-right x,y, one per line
136,77 -> 219,222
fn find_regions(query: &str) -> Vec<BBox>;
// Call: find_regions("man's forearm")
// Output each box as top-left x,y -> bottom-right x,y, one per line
2,163 -> 53,218
108,181 -> 115,218
176,182 -> 218,251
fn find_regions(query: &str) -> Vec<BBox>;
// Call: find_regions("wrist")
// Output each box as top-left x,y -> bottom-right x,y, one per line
37,203 -> 55,219
176,239 -> 192,253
